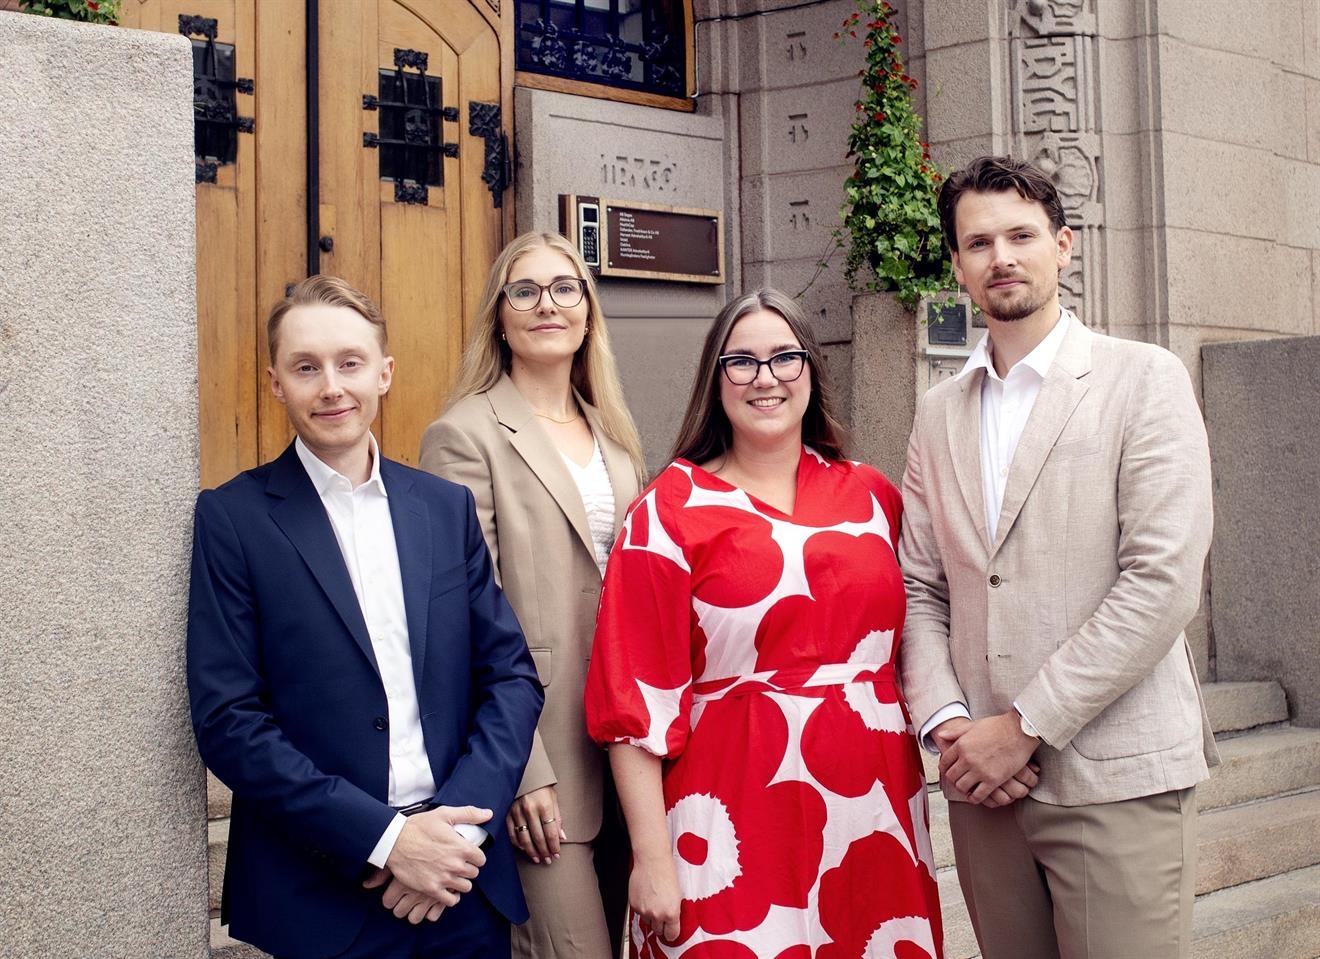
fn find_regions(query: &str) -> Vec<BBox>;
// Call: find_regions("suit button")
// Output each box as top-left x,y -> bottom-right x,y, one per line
373,716 -> 389,731
989,574 -> 1002,587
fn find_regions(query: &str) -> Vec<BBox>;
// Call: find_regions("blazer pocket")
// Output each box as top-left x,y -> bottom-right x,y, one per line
428,561 -> 467,602
1069,682 -> 1199,761
529,647 -> 553,687
1049,434 -> 1101,460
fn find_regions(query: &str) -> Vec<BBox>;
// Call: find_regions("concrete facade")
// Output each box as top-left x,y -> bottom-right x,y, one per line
917,0 -> 1320,387
902,0 -> 1320,682
514,87 -> 730,472
1203,336 -> 1320,729
0,14 -> 206,958
696,0 -> 922,454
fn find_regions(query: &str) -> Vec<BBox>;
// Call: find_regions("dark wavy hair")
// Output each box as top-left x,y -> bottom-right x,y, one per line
669,289 -> 848,465
937,155 -> 1067,253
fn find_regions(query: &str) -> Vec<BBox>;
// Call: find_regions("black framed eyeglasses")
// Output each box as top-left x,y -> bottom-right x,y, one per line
502,276 -> 586,311
717,350 -> 810,385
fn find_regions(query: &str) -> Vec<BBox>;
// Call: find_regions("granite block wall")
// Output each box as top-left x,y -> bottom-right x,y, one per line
0,13 -> 206,957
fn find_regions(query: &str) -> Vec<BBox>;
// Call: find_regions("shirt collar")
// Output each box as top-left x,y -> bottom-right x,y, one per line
294,434 -> 388,497
955,307 -> 1075,382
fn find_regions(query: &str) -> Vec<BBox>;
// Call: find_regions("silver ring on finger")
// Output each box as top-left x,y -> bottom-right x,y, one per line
541,817 -> 557,824
515,824 -> 529,833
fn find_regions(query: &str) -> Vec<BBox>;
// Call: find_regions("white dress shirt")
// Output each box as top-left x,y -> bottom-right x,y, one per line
295,437 -> 484,866
917,309 -> 1074,750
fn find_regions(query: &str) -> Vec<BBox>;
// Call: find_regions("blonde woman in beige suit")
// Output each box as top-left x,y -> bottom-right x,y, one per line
420,232 -> 645,959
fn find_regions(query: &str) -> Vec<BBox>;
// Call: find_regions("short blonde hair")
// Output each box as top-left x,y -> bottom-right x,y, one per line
267,275 -> 387,363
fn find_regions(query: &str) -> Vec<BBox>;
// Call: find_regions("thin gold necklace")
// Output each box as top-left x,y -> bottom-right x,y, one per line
533,409 -> 580,425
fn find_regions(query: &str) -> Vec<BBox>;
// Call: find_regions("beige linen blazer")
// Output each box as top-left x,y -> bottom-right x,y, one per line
419,374 -> 638,841
898,320 -> 1219,806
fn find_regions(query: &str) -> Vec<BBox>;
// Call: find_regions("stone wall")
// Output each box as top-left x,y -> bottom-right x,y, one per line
917,0 -> 1320,383
514,87 -> 728,472
1203,336 -> 1320,727
0,14 -> 206,957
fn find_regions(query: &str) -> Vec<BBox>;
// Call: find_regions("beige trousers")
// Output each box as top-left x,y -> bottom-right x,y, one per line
948,787 -> 1197,959
511,842 -> 613,959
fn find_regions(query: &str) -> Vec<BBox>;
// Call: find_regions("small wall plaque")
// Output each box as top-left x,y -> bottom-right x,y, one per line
561,195 -> 723,284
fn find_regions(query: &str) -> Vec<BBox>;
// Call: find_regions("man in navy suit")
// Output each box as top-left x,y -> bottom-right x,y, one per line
187,275 -> 543,959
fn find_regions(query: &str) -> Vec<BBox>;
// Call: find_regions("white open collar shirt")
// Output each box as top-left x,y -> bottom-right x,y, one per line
917,309 -> 1075,749
295,436 -> 485,866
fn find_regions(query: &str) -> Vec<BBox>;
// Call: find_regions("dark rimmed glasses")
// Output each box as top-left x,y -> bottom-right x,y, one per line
717,349 -> 810,385
502,276 -> 586,311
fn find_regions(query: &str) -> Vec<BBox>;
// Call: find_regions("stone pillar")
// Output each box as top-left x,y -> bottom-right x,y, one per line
0,15 -> 206,958
849,292 -> 918,482
708,0 -> 907,422
1203,337 -> 1320,728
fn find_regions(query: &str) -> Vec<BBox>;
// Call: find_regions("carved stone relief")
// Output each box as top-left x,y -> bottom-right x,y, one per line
1008,0 -> 1105,329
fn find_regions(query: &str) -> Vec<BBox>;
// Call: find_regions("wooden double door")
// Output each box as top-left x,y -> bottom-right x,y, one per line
124,0 -> 513,488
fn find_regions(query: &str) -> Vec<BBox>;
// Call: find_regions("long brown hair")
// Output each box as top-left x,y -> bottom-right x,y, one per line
669,289 -> 848,465
447,232 -> 645,482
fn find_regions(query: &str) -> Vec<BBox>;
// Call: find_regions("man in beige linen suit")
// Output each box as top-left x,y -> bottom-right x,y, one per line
898,155 -> 1217,959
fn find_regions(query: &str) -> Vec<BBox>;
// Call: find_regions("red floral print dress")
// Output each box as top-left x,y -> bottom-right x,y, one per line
585,449 -> 942,959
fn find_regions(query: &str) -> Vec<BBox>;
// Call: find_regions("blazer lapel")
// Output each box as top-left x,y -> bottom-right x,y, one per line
382,459 -> 432,681
990,321 -> 1093,556
947,369 -> 992,553
267,444 -> 379,676
581,396 -> 636,532
488,375 -> 597,561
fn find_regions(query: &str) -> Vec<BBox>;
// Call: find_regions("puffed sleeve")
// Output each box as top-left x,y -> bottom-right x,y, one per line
585,469 -> 696,759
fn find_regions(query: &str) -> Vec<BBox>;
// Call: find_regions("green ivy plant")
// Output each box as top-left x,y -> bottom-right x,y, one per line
836,0 -> 954,309
19,0 -> 120,25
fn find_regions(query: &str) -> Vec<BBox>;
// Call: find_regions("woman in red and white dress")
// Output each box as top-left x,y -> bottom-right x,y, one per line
585,289 -> 945,959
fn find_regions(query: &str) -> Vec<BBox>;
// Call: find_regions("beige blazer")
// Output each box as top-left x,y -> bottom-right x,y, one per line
418,374 -> 639,841
898,320 -> 1219,806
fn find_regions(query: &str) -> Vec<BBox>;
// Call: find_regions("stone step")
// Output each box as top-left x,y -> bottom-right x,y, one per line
936,828 -> 1320,959
927,775 -> 1320,879
1202,680 -> 1289,734
1201,725 -> 1320,810
208,817 -> 228,914
210,917 -> 270,959
1197,788 -> 1320,895
1192,863 -> 1320,959
208,768 -> 232,819
939,863 -> 1320,959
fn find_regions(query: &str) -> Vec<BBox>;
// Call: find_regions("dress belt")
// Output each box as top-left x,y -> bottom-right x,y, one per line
691,662 -> 896,705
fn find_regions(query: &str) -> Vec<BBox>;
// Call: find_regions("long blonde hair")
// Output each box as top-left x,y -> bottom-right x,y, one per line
448,232 -> 645,482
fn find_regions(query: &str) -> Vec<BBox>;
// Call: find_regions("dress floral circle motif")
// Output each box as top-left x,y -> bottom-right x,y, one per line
586,449 -> 942,958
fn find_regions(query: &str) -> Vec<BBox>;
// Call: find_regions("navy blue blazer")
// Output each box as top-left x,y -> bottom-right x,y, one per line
187,442 -> 543,959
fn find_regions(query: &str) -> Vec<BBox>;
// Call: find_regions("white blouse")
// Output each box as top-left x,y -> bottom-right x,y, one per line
561,440 -> 616,576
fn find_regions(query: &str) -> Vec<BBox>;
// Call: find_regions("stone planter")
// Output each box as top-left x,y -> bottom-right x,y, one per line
848,290 -> 918,483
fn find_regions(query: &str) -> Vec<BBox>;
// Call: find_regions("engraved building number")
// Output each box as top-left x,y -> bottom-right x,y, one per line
786,30 -> 807,62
